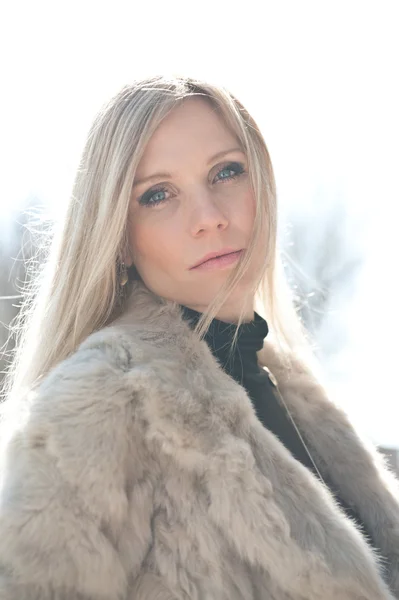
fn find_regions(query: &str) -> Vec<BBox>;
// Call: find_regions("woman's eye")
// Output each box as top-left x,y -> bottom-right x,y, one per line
214,162 -> 245,183
138,187 -> 169,207
138,162 -> 246,207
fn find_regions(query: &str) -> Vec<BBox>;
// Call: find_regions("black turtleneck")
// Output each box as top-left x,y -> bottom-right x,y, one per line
180,305 -> 375,546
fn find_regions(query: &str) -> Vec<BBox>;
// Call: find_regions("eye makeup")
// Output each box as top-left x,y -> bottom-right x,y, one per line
137,161 -> 247,208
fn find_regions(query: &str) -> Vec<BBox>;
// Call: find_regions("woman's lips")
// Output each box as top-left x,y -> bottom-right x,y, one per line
191,250 -> 243,271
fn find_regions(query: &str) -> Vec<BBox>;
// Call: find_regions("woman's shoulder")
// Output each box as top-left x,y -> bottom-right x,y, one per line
1,324 -> 145,459
0,324 -> 150,525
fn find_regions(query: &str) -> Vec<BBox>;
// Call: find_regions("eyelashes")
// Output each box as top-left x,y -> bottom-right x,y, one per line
137,161 -> 246,208
213,162 -> 246,183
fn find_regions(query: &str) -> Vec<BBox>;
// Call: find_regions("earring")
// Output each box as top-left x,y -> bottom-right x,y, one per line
119,262 -> 129,286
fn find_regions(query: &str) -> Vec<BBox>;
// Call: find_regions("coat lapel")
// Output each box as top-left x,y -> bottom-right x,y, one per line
257,341 -> 399,593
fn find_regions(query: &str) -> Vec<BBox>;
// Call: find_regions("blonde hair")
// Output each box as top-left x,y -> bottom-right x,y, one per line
2,75 -> 319,407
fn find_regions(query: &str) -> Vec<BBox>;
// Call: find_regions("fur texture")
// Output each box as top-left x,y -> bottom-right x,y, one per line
1,280 -> 399,599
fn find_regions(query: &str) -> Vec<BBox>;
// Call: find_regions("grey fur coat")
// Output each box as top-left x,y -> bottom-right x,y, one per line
1,280 -> 399,599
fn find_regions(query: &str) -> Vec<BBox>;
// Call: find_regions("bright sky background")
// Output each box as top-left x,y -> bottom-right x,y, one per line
1,0 -> 398,445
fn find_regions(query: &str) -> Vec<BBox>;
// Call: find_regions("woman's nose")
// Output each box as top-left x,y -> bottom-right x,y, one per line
188,189 -> 229,237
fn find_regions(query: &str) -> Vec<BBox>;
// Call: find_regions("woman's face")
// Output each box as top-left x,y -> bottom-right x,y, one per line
127,97 -> 257,321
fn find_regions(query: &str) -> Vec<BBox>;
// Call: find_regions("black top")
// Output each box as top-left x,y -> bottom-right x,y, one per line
180,305 -> 375,546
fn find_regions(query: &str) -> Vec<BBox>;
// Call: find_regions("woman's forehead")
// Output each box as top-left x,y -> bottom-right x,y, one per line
135,98 -> 241,176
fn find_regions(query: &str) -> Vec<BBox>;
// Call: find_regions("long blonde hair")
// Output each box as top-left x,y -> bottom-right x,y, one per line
2,75 -> 319,407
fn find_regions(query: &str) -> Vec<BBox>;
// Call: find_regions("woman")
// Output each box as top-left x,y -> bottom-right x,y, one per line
0,75 -> 398,600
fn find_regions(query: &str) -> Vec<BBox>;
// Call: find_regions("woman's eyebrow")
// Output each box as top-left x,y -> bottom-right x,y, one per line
133,147 -> 245,188
206,147 -> 244,165
133,171 -> 172,187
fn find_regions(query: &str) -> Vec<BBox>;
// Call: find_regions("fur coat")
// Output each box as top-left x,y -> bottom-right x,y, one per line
1,280 -> 399,600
